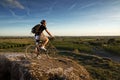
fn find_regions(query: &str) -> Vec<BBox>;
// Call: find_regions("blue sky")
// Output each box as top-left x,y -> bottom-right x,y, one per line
0,0 -> 120,36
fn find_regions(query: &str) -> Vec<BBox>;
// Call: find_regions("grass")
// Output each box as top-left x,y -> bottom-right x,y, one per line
0,37 -> 33,52
103,45 -> 120,55
0,36 -> 120,56
52,38 -> 93,54
58,51 -> 120,80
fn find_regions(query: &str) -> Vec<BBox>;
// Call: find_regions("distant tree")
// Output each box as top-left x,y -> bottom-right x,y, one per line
107,38 -> 116,44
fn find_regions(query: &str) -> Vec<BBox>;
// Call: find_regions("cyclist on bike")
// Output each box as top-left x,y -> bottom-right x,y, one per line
35,20 -> 54,51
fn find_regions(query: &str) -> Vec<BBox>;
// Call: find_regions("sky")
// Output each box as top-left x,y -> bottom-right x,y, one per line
0,0 -> 120,36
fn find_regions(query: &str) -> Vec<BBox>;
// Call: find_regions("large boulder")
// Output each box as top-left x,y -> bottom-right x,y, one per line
0,53 -> 91,80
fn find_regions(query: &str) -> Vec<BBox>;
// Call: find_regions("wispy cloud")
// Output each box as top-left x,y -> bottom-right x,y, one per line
9,9 -> 17,17
9,9 -> 23,18
0,0 -> 31,18
0,0 -> 24,9
25,7 -> 30,16
80,2 -> 97,9
69,3 -> 77,10
45,1 -> 57,15
111,0 -> 120,5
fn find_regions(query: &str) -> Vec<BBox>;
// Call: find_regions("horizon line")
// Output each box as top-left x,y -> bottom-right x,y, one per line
0,35 -> 120,37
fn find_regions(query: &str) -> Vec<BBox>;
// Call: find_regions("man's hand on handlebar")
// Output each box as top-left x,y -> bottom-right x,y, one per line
48,36 -> 55,40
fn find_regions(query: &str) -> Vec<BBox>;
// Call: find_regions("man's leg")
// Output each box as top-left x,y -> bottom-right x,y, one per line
42,37 -> 49,47
40,33 -> 49,50
35,35 -> 40,54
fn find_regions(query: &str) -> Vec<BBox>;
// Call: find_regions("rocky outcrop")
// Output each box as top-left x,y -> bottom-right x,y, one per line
0,53 -> 91,80
0,55 -> 11,80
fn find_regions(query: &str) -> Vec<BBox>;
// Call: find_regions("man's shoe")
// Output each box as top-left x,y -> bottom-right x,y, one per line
40,46 -> 47,51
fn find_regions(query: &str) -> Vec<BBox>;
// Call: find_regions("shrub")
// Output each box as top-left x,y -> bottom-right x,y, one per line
107,38 -> 116,44
103,45 -> 120,55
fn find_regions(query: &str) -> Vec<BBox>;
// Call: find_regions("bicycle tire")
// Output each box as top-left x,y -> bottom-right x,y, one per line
25,45 -> 38,59
46,43 -> 58,58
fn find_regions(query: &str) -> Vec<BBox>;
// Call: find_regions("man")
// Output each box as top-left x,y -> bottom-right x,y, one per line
35,20 -> 54,51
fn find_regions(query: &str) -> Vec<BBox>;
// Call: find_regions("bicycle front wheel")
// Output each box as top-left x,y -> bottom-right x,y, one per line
46,45 -> 58,58
25,45 -> 38,60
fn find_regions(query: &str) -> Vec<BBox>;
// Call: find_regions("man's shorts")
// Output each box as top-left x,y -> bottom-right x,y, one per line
35,33 -> 47,45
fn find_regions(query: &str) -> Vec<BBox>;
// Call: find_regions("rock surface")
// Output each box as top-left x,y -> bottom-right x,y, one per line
0,53 -> 91,80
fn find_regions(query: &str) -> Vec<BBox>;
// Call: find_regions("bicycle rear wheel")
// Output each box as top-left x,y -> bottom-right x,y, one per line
25,45 -> 38,59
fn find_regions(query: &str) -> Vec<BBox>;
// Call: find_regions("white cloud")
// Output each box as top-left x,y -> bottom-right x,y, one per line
1,0 -> 24,9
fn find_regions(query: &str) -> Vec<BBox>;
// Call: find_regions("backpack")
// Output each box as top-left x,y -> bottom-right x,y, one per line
31,24 -> 40,34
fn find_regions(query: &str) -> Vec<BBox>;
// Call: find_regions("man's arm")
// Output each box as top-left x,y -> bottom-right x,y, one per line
45,29 -> 53,37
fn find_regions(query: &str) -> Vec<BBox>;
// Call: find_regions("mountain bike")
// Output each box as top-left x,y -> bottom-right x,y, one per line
25,38 -> 58,60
